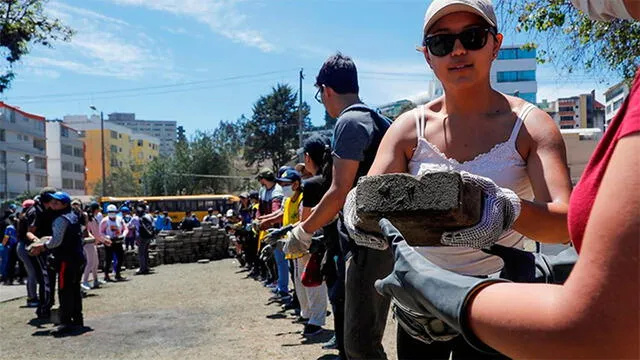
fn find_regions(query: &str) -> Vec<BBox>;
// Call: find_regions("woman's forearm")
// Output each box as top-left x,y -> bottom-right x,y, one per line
513,199 -> 569,244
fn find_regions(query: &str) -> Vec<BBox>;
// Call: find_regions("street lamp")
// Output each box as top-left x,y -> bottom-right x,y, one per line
90,106 -> 106,198
20,155 -> 34,194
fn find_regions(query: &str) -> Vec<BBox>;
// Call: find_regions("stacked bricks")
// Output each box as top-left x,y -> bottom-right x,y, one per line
155,224 -> 230,265
94,225 -> 228,270
355,171 -> 482,246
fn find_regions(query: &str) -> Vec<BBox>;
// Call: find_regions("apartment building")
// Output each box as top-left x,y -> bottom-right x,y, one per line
491,46 -> 538,104
0,102 -> 47,200
46,120 -> 86,195
107,113 -> 177,156
603,80 -> 630,126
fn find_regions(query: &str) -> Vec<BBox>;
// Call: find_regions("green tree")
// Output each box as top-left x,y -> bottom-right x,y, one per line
243,83 -> 311,171
0,0 -> 74,92
189,130 -> 231,194
497,0 -> 639,80
323,110 -> 337,130
92,164 -> 141,197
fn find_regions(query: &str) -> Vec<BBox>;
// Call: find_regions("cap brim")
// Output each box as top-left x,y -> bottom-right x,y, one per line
275,178 -> 294,183
424,3 -> 496,34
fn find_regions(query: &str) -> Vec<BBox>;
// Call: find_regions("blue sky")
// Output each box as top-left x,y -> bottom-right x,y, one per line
0,0 -> 623,136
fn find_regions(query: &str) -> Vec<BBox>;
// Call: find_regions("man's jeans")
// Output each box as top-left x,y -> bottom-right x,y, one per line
274,248 -> 289,293
344,245 -> 394,360
138,238 -> 151,273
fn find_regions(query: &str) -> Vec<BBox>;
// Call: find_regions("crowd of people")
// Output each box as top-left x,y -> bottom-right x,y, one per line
0,189 -> 161,335
1,0 -> 637,357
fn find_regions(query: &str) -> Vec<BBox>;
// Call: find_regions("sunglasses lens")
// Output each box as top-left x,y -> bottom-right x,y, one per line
426,34 -> 455,57
459,28 -> 489,50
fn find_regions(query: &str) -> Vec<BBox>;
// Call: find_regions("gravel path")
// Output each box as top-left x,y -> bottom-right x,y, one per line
0,259 -> 397,360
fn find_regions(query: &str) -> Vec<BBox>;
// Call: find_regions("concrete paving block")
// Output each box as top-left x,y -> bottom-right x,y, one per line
355,172 -> 482,246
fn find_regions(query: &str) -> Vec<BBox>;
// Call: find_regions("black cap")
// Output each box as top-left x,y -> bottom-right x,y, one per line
257,168 -> 275,181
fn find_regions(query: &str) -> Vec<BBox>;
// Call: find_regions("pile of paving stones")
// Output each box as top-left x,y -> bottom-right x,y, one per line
96,223 -> 230,270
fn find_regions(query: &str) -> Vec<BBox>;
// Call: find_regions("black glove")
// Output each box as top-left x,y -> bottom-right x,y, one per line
374,218 -> 508,353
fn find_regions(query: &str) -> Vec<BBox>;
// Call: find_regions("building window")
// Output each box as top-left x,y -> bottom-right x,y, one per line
110,145 -> 118,153
605,86 -> 625,102
111,158 -> 119,167
34,157 -> 46,170
119,134 -> 122,139
62,162 -> 73,171
35,175 -> 47,187
33,138 -> 46,151
61,144 -> 73,156
497,47 -> 536,60
73,147 -> 83,157
110,131 -> 118,139
9,112 -> 16,123
0,151 -> 6,164
497,70 -> 536,83
515,92 -> 536,104
560,124 -> 573,129
74,164 -> 84,173
559,106 -> 574,112
119,147 -> 122,153
62,178 -> 74,189
74,180 -> 84,190
137,140 -> 143,146
61,127 -> 69,137
613,98 -> 624,111
560,116 -> 574,121
0,129 -> 5,142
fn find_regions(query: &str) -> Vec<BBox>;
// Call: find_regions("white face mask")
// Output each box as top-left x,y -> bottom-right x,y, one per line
570,0 -> 633,21
282,185 -> 294,198
108,213 -> 117,220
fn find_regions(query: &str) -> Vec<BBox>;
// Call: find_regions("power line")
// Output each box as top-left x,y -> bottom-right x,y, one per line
6,69 -> 297,101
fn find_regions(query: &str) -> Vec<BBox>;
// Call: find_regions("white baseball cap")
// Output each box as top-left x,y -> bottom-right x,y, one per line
423,0 -> 498,34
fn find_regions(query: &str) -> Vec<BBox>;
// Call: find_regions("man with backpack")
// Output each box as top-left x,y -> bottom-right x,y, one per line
135,206 -> 155,275
286,53 -> 393,359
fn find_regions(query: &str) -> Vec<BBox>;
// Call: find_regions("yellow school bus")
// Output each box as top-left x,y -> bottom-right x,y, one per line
99,194 -> 240,226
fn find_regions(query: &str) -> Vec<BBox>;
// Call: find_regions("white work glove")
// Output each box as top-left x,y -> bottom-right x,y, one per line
343,188 -> 388,250
441,171 -> 521,249
283,224 -> 313,255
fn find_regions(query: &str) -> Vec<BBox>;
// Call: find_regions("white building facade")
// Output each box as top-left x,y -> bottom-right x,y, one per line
0,102 -> 48,200
603,81 -> 630,126
46,120 -> 86,195
490,46 -> 538,104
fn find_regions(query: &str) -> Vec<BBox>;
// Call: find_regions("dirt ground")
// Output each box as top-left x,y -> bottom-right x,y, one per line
0,259 -> 398,360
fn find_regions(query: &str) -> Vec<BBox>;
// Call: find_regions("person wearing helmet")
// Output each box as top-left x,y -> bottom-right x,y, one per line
25,187 -> 59,320
121,207 -> 139,251
202,207 -> 219,227
29,192 -> 86,335
99,204 -> 128,282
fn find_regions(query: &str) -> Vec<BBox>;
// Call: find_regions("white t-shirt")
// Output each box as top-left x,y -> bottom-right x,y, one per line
100,216 -> 127,239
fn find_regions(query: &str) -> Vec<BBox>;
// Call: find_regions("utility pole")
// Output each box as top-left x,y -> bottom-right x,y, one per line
90,106 -> 106,198
20,154 -> 33,194
298,68 -> 304,155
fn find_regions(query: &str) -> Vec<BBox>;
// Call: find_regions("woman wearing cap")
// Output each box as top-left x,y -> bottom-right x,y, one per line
83,202 -> 103,289
373,0 -> 639,359
29,192 -> 86,334
365,0 -> 574,358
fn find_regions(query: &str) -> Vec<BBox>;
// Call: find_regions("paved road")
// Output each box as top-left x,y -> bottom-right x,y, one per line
0,282 -> 27,303
0,259 -> 398,360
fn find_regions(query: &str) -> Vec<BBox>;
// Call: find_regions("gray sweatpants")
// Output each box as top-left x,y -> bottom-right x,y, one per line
344,245 -> 394,360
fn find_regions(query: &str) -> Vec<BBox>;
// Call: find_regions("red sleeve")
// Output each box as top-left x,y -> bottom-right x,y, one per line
618,72 -> 640,139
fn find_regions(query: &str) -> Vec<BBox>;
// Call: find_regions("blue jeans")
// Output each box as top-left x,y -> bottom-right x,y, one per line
17,242 -> 39,301
0,244 -> 7,278
274,248 -> 289,293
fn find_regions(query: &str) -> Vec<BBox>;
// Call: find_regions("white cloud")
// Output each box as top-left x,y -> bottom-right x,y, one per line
107,0 -> 275,52
26,2 -> 176,80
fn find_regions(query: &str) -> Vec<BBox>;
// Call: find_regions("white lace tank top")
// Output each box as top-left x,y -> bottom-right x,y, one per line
408,104 -> 535,276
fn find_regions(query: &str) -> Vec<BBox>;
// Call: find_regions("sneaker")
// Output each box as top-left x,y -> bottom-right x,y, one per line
114,275 -> 127,282
26,299 -> 39,308
92,280 -> 101,289
80,282 -> 91,291
281,302 -> 298,311
302,324 -> 323,337
321,335 -> 338,350
97,279 -> 107,285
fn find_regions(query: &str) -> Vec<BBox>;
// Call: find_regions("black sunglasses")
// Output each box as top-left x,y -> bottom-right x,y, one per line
315,85 -> 324,104
423,27 -> 496,57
